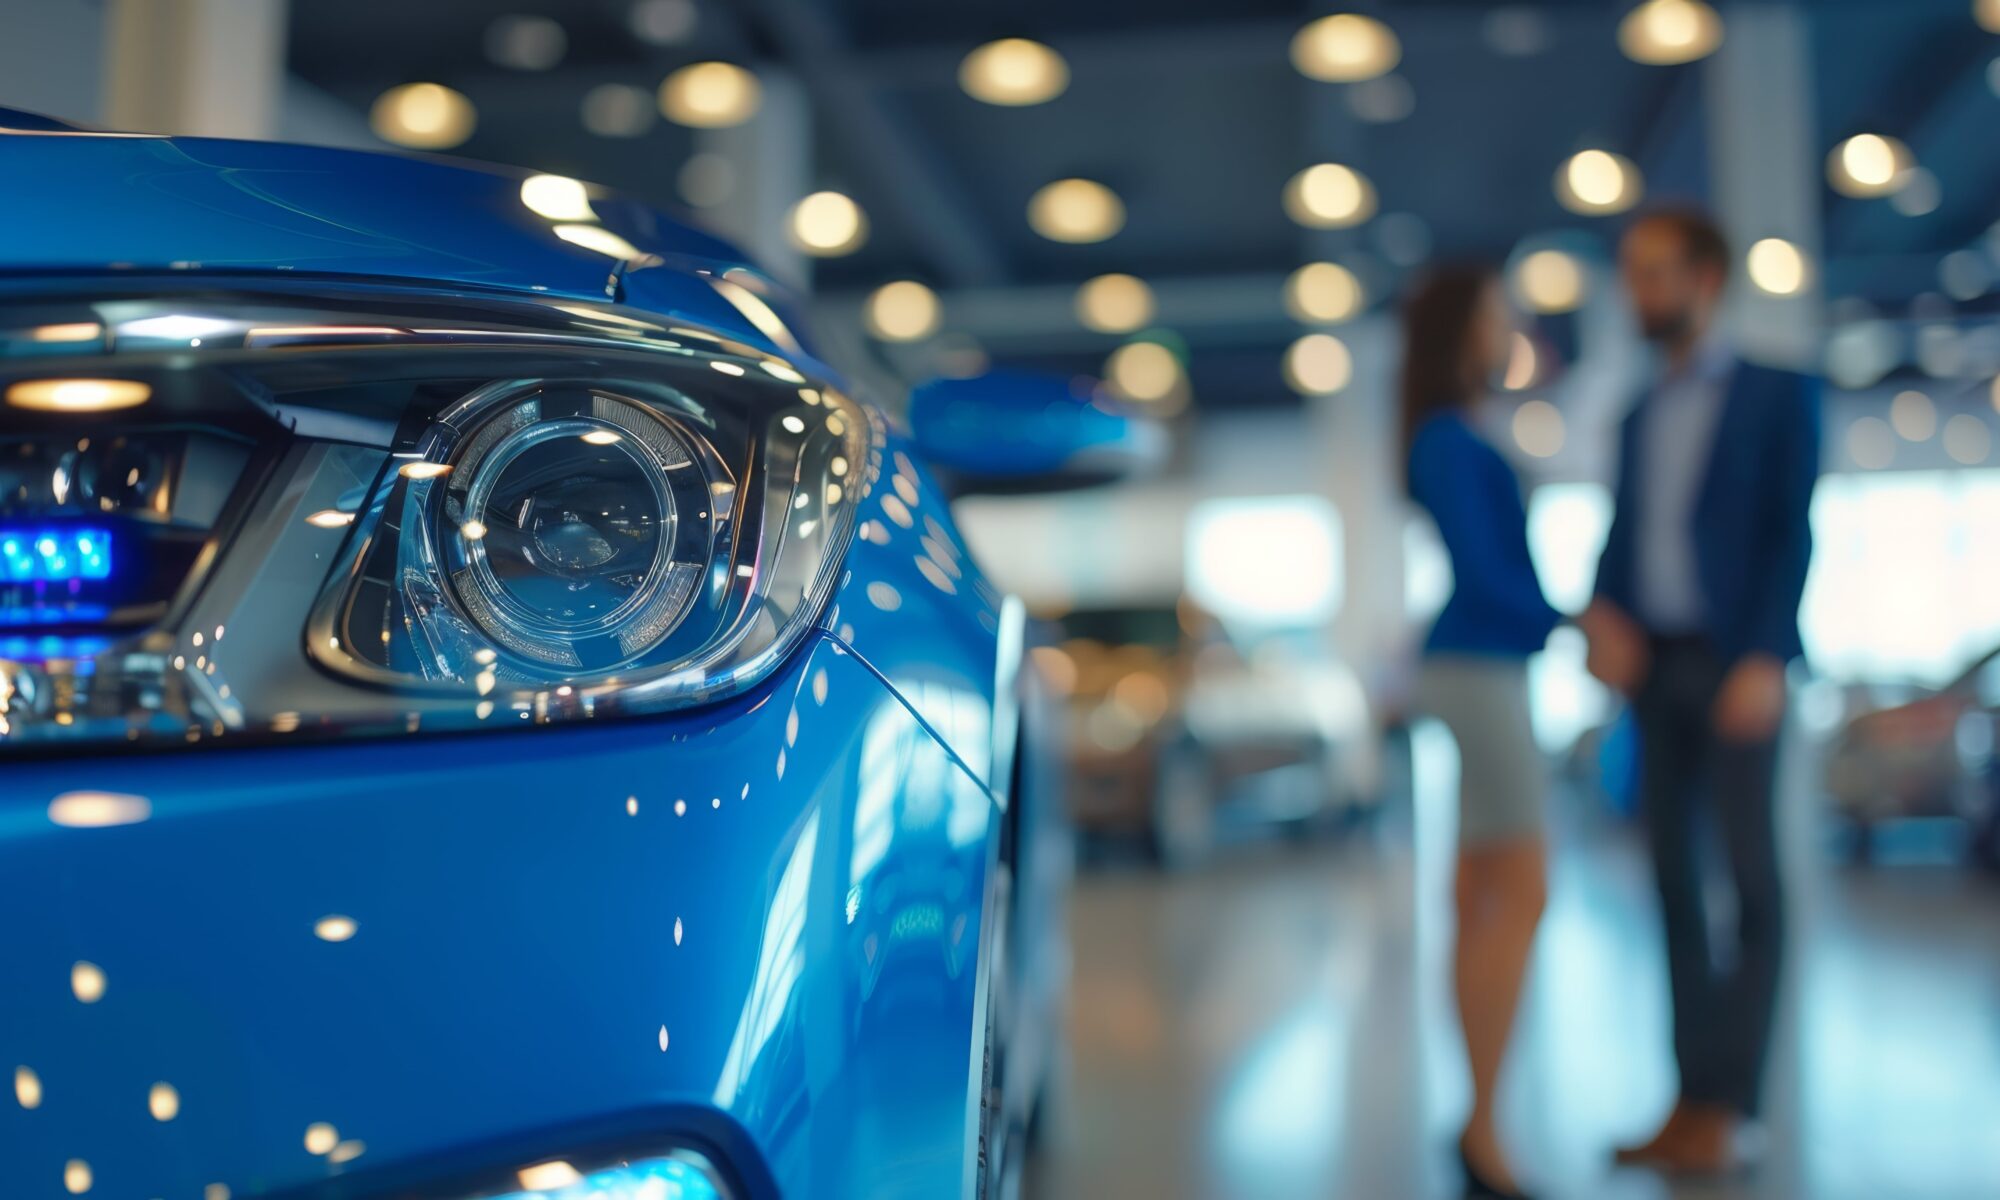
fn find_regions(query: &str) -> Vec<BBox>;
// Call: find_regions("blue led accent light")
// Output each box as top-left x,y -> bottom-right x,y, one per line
0,527 -> 112,582
484,1156 -> 725,1200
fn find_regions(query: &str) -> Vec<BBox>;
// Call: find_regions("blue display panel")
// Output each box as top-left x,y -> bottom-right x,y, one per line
0,527 -> 112,582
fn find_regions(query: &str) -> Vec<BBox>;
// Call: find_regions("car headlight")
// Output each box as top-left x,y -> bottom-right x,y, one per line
0,282 -> 870,750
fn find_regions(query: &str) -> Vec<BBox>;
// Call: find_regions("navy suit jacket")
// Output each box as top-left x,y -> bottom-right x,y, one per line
1593,360 -> 1821,663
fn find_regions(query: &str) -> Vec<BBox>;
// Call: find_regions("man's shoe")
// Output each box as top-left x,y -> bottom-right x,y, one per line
1612,1101 -> 1691,1167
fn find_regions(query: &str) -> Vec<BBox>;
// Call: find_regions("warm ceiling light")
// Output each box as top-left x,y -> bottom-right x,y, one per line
519,173 -> 594,221
313,914 -> 358,943
1982,0 -> 2000,33
518,1162 -> 584,1191
1075,274 -> 1155,334
47,791 -> 151,828
1555,149 -> 1642,215
1512,399 -> 1566,457
1617,0 -> 1723,65
370,83 -> 477,149
1027,179 -> 1125,244
658,62 -> 761,128
1283,163 -> 1376,229
1284,333 -> 1353,395
1889,389 -> 1935,441
787,191 -> 868,255
1105,341 -> 1181,402
1284,262 -> 1363,324
1513,249 -> 1587,313
865,281 -> 942,342
553,224 -> 647,261
959,38 -> 1069,106
1291,13 -> 1401,82
1827,133 -> 1913,198
7,378 -> 150,412
1746,237 -> 1810,296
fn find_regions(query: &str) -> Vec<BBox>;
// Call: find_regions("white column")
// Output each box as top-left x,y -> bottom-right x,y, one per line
694,70 -> 811,291
102,0 -> 287,139
1705,4 -> 1822,367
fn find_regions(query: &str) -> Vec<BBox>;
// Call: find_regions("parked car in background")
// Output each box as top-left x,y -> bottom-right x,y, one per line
0,109 -> 1132,1200
1041,602 -> 1377,865
1823,642 -> 2000,869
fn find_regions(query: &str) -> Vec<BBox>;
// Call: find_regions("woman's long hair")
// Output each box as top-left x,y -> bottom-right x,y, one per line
1398,263 -> 1498,485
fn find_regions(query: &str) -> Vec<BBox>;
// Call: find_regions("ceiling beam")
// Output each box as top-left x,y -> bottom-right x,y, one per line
734,0 -> 1010,288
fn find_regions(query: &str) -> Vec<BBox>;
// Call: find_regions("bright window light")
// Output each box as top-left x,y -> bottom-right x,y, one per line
1186,495 -> 1342,626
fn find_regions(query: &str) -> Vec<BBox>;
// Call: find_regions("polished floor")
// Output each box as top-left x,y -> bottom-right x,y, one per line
1027,726 -> 2000,1200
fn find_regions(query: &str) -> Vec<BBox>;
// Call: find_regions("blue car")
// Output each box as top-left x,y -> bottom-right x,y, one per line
0,109 -> 1127,1199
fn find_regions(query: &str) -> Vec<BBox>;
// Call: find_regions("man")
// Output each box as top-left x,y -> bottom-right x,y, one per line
1581,207 -> 1820,1174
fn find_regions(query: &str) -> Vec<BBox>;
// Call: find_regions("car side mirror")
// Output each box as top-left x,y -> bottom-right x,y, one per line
907,369 -> 1167,496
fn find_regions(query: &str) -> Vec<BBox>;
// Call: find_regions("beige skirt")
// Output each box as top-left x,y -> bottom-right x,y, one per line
1417,656 -> 1548,845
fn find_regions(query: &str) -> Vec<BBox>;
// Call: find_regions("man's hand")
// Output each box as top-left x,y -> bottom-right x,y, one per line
1580,599 -> 1649,695
1713,653 -> 1787,744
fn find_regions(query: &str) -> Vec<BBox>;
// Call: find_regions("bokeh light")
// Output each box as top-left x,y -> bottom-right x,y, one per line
1746,237 -> 1810,296
1284,262 -> 1364,325
1554,149 -> 1642,215
1028,179 -> 1125,243
1283,163 -> 1377,229
1512,249 -> 1586,313
865,281 -> 942,342
1827,133 -> 1913,198
1106,340 -> 1183,403
1618,0 -> 1724,65
370,83 -> 476,149
1076,274 -> 1156,334
659,62 -> 761,128
1284,333 -> 1353,395
1291,13 -> 1401,82
787,191 -> 868,255
959,38 -> 1069,106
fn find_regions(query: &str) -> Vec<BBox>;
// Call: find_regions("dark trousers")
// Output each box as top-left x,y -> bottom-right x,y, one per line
1633,635 -> 1785,1116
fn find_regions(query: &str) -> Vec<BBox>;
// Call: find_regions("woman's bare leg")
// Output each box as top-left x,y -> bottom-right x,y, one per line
1454,837 -> 1548,1190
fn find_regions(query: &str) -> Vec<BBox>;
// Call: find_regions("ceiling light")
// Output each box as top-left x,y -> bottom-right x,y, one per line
581,83 -> 656,138
370,83 -> 476,150
7,378 -> 151,412
1555,149 -> 1642,215
1511,399 -> 1565,457
1827,133 -> 1913,198
1889,390 -> 1935,441
1283,163 -> 1376,229
1846,416 -> 1895,469
1746,238 -> 1809,296
1617,0 -> 1723,65
519,173 -> 594,221
1944,413 -> 1991,465
629,0 -> 698,45
1284,262 -> 1363,325
787,191 -> 868,255
1027,179 -> 1124,243
1284,333 -> 1353,395
553,224 -> 647,260
1513,249 -> 1586,313
1106,341 -> 1182,402
1980,0 -> 2000,33
484,14 -> 566,71
1075,274 -> 1156,333
1291,13 -> 1401,82
865,281 -> 942,342
659,62 -> 761,128
959,38 -> 1069,106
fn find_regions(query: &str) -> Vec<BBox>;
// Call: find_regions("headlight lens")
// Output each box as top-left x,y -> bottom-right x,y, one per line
0,284 -> 871,750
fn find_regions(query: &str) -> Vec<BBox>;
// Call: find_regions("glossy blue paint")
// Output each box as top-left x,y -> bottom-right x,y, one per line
0,636 -> 994,1199
0,122 -> 1063,1200
907,369 -> 1168,484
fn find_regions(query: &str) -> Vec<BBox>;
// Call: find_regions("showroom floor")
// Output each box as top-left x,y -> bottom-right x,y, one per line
1027,729 -> 2000,1200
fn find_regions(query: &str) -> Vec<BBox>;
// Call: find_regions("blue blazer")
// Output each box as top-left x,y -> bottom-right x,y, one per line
1593,360 -> 1821,663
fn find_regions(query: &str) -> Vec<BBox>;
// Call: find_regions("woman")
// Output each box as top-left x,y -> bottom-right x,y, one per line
1402,265 -> 1563,1200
